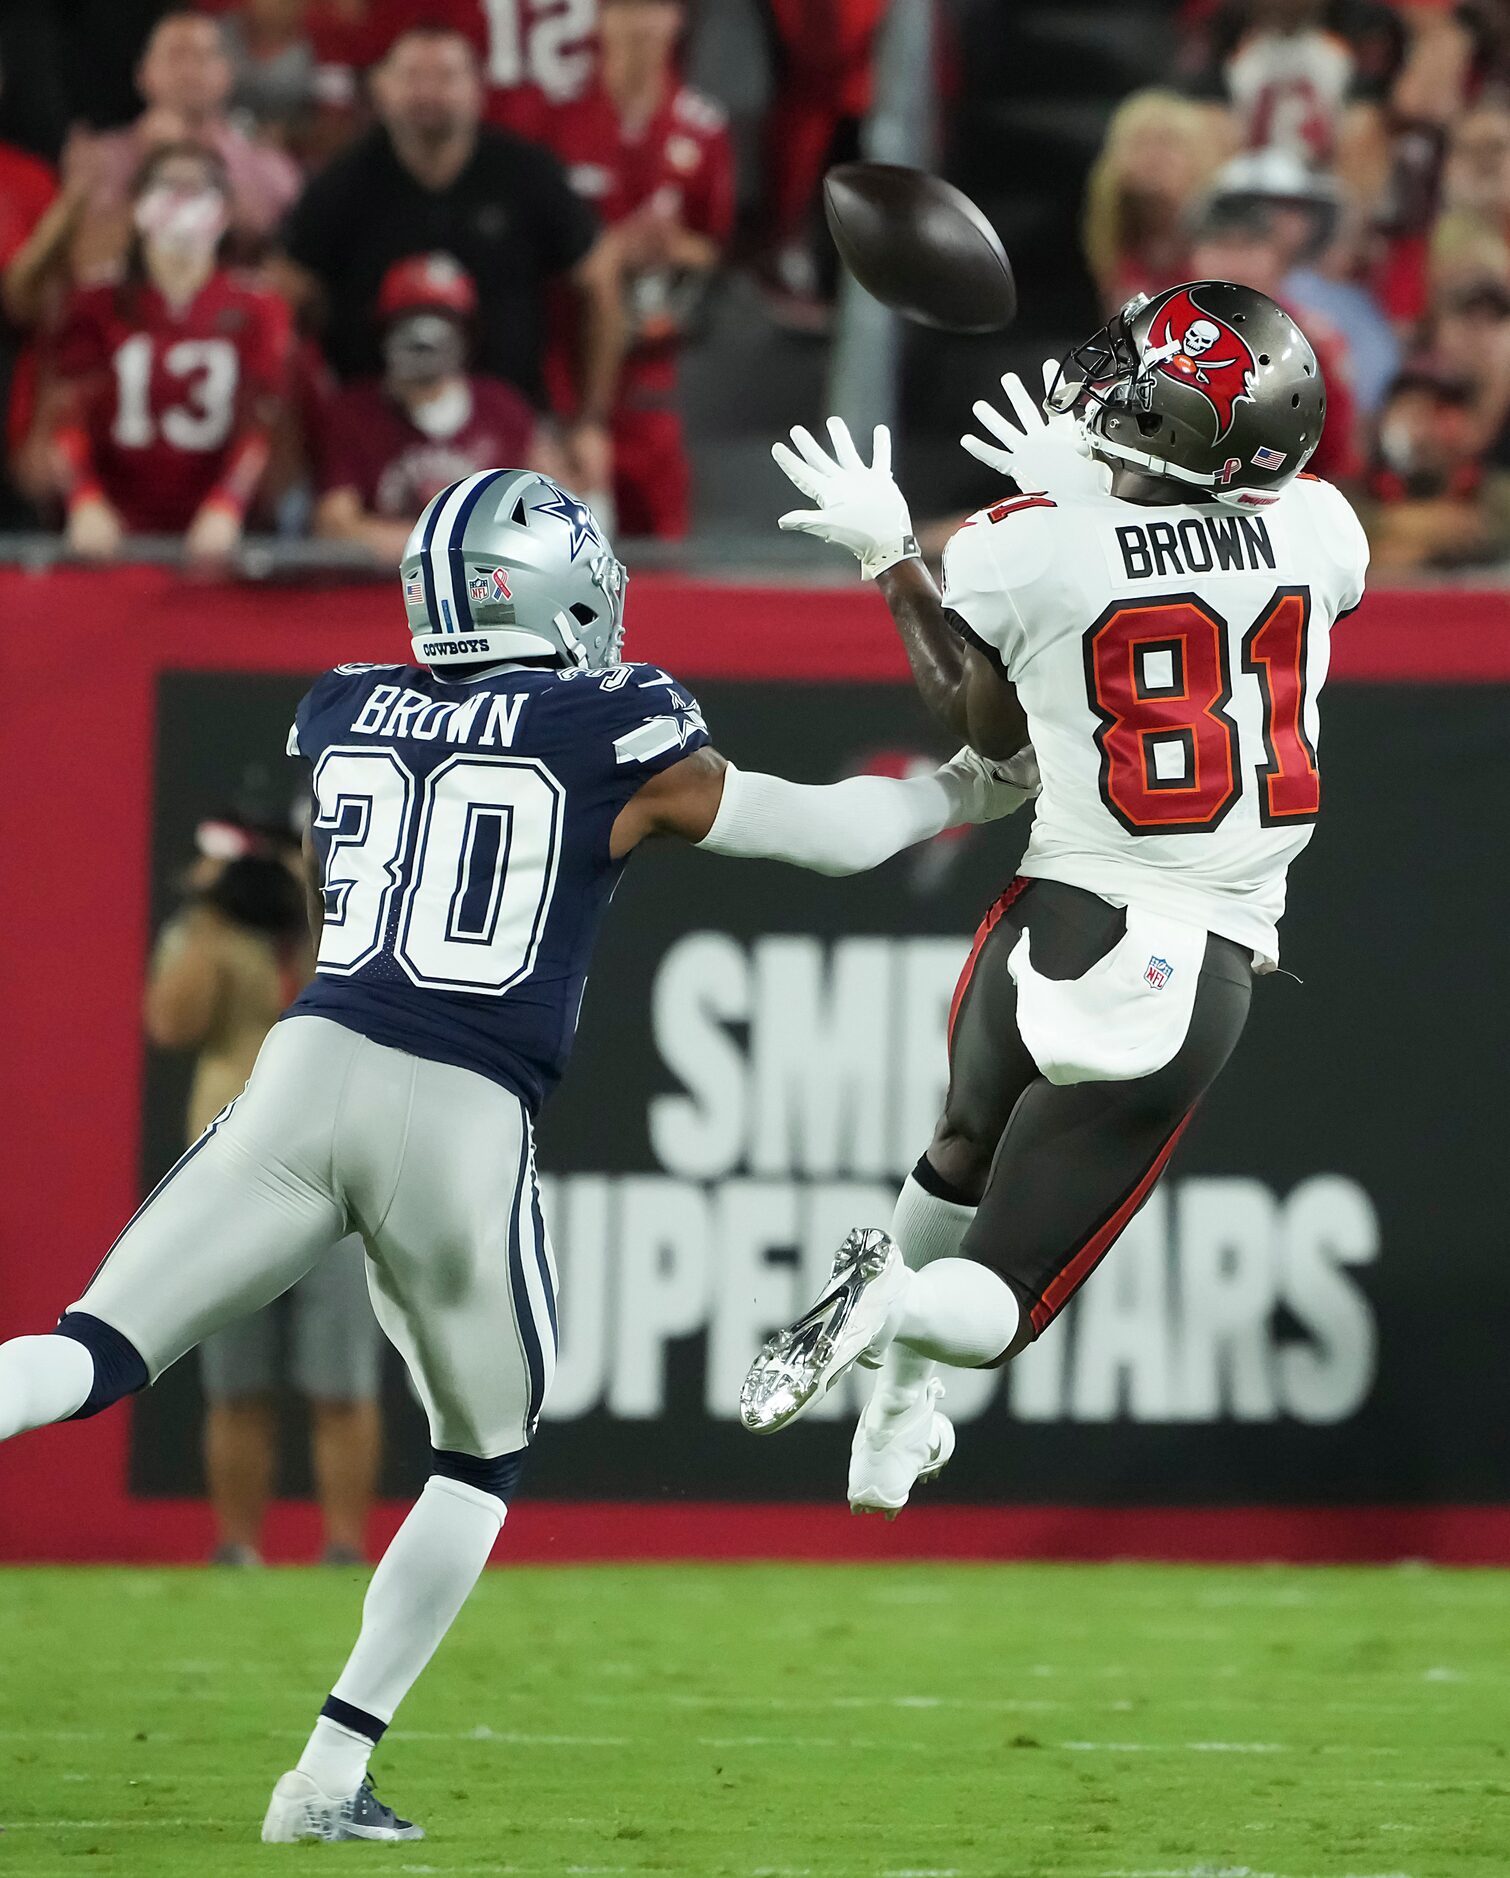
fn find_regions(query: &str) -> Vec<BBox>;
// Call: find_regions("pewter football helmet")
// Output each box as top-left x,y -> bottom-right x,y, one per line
400,468 -> 627,670
1048,281 -> 1323,508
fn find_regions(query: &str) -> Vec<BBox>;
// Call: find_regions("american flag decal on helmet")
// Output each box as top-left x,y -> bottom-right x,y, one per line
1252,446 -> 1288,470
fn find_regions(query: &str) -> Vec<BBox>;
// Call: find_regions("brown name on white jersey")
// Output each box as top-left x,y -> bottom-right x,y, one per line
1115,513 -> 1276,581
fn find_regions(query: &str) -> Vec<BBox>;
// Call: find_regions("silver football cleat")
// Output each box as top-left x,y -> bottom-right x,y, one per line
739,1228 -> 907,1434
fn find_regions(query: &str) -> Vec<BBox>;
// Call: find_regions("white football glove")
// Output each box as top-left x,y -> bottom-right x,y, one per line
772,416 -> 919,579
938,742 -> 1040,825
960,359 -> 1112,500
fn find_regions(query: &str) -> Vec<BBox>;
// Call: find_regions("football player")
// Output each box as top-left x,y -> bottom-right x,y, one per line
0,469 -> 1034,1842
747,281 -> 1369,1517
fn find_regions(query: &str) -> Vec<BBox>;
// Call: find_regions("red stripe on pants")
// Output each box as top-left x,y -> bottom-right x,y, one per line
1030,1113 -> 1193,1334
947,876 -> 1030,1049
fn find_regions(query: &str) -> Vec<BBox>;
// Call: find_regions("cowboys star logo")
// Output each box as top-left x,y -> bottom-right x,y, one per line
1142,288 -> 1257,440
531,483 -> 602,562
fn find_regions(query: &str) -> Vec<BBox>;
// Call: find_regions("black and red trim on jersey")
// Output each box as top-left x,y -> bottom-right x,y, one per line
986,493 -> 1058,524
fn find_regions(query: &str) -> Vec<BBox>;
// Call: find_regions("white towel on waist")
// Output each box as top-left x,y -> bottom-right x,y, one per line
1008,906 -> 1208,1086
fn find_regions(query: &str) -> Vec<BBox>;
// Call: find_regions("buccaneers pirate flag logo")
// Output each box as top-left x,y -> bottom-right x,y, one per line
1142,288 -> 1257,440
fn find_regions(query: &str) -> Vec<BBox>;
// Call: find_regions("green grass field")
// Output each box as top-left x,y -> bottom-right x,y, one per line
1,1562 -> 1506,1878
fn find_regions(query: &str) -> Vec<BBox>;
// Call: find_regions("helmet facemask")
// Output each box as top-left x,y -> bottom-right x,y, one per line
1046,293 -> 1149,426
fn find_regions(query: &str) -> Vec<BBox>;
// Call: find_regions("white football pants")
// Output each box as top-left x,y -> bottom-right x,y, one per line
73,1016 -> 557,1458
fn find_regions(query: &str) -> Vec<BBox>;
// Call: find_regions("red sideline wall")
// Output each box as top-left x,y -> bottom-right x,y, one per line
2,569 -> 1507,1567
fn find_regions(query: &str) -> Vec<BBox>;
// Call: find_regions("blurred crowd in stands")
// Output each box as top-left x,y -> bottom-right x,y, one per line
1089,0 -> 1510,569
2,0 -> 1509,574
0,0 -> 888,555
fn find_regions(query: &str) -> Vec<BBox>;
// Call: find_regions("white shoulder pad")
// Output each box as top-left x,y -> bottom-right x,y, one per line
1291,475 -> 1369,615
941,496 -> 1063,674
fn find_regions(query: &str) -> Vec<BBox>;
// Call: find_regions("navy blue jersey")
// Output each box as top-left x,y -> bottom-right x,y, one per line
286,659 -> 709,1111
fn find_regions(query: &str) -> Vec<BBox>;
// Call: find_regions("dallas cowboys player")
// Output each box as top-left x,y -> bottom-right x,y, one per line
0,469 -> 1035,1843
743,281 -> 1370,1517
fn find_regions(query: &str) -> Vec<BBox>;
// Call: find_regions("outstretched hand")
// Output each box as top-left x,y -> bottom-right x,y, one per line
960,359 -> 1112,500
939,742 -> 1041,825
771,416 -> 919,579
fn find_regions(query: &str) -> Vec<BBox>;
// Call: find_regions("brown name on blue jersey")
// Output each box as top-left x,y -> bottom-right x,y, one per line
1115,513 -> 1275,581
349,683 -> 528,748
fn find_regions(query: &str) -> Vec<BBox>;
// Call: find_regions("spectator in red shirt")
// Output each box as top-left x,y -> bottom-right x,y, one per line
0,112 -> 56,284
46,142 -> 292,565
540,0 -> 734,536
64,12 -> 302,280
302,0 -> 601,138
0,59 -> 57,523
1190,198 -> 1362,482
752,0 -> 889,330
314,251 -> 561,565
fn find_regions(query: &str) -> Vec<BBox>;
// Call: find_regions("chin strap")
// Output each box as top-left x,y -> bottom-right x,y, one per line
552,609 -> 592,670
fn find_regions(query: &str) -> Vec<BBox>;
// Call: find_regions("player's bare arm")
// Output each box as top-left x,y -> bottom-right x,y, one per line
873,559 -> 1028,759
610,742 -> 1036,867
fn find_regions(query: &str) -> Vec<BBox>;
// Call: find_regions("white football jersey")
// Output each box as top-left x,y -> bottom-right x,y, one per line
941,474 -> 1369,966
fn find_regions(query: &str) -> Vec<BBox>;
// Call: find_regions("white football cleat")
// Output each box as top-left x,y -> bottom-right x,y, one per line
848,1377 -> 955,1519
739,1228 -> 908,1433
260,1770 -> 424,1842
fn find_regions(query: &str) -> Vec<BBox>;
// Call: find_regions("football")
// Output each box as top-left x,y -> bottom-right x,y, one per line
822,161 -> 1017,333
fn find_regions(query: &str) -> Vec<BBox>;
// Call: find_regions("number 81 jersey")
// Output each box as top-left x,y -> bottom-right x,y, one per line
941,474 -> 1369,967
286,658 -> 709,1111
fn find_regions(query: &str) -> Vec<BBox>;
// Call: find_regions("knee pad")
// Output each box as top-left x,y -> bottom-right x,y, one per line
430,1446 -> 526,1507
54,1312 -> 149,1420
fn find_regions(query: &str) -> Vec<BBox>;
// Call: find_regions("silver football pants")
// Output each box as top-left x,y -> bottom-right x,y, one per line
73,1016 -> 558,1458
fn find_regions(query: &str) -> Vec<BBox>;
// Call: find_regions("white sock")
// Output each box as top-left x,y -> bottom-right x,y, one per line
874,1176 -> 976,1413
0,1336 -> 94,1442
296,1476 -> 506,1795
296,1716 -> 376,1799
888,1257 -> 1019,1369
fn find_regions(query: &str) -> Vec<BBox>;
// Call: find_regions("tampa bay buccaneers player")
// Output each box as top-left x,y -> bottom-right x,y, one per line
744,280 -> 1370,1515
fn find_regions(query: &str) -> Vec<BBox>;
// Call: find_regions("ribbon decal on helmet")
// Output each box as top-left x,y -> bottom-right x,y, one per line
1141,288 -> 1258,440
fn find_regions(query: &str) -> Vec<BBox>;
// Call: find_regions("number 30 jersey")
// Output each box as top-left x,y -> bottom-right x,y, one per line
941,474 -> 1370,966
286,658 -> 709,1111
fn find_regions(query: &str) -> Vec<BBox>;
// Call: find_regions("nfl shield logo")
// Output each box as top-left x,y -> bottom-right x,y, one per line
468,573 -> 491,602
1144,955 -> 1173,990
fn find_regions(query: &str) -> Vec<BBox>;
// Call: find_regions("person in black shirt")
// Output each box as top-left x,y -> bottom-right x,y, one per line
277,24 -> 623,506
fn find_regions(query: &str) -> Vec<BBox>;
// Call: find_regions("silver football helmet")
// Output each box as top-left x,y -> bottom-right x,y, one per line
400,468 -> 627,670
